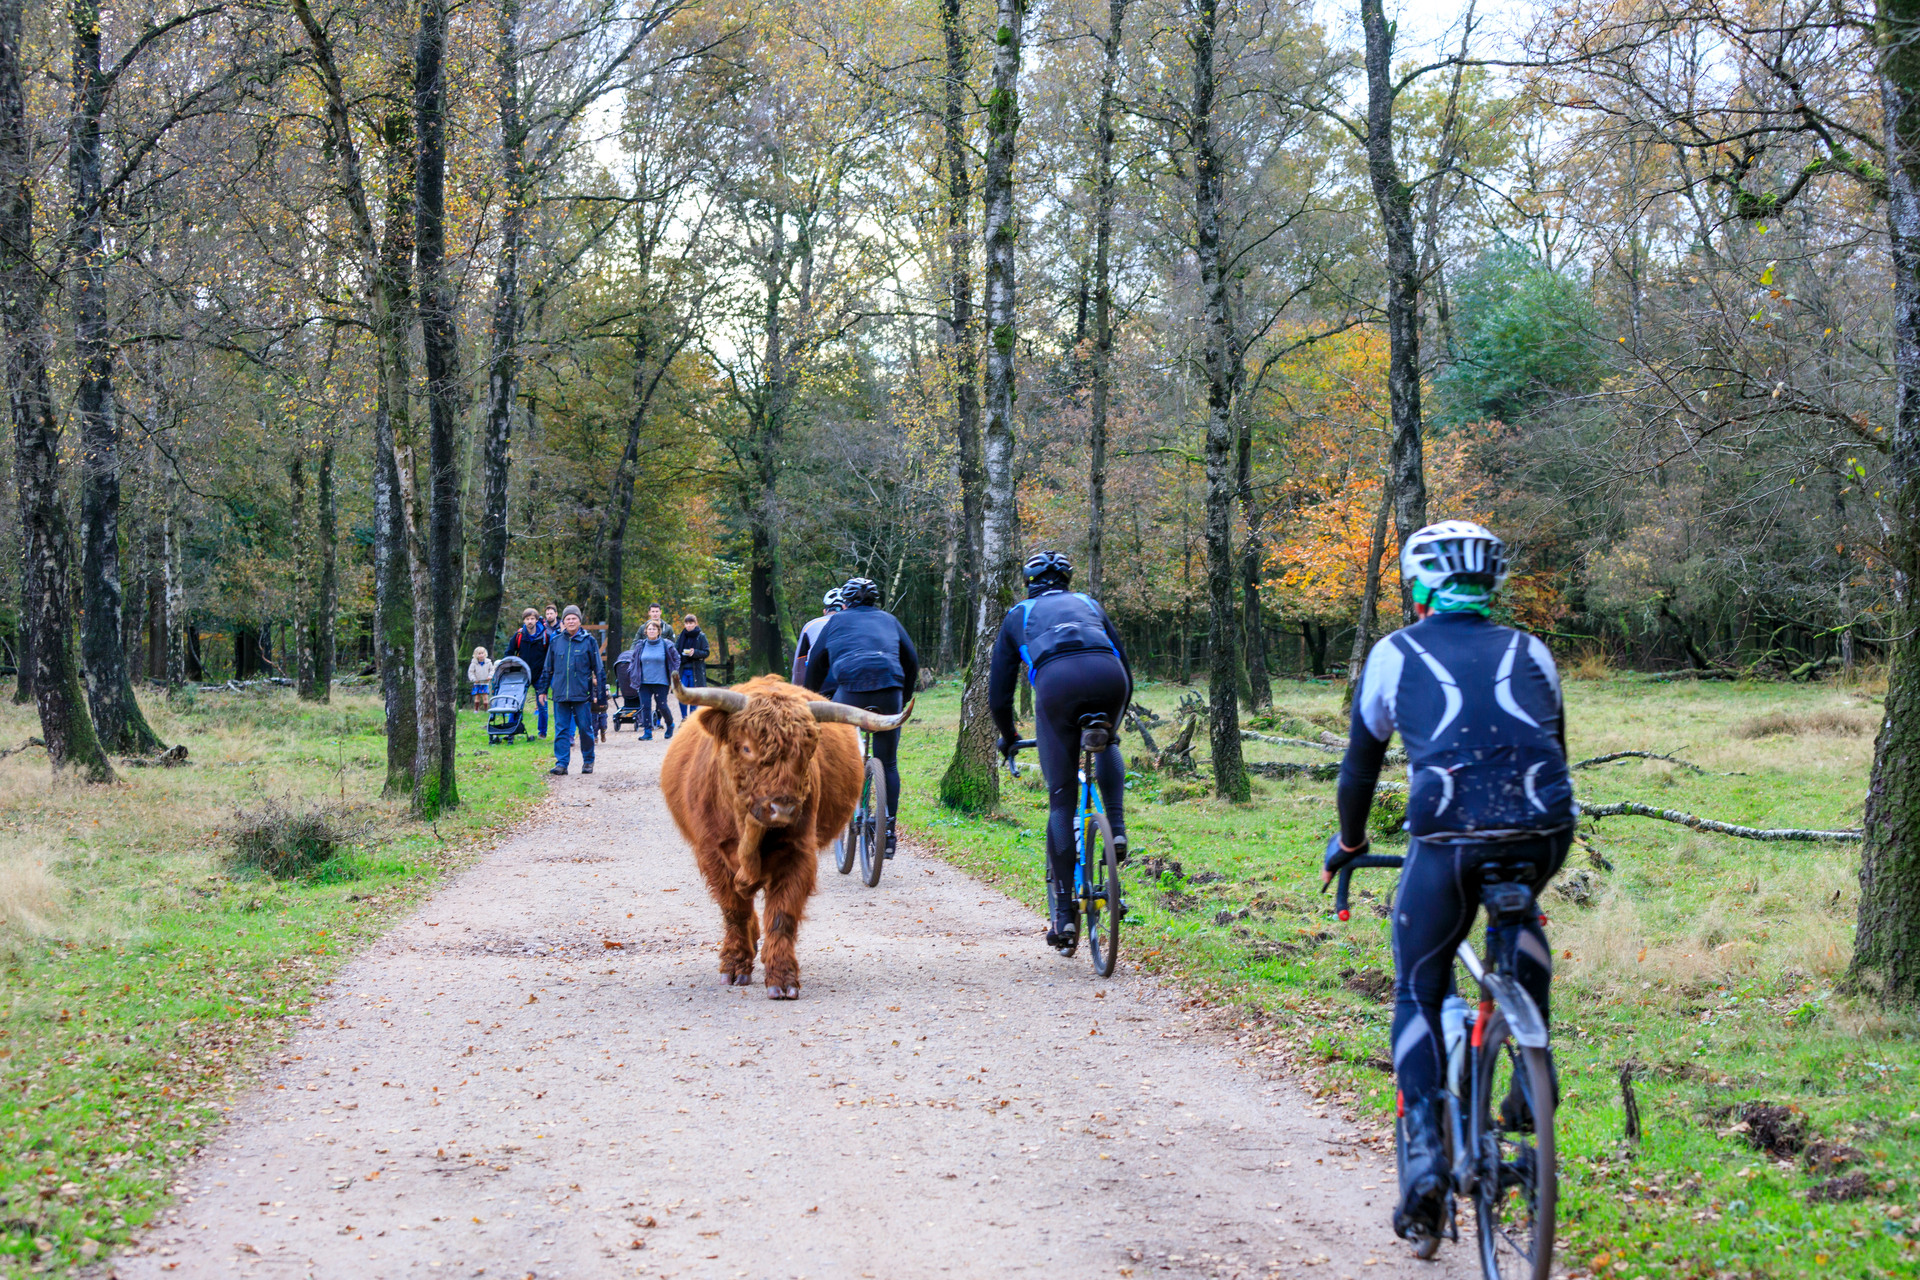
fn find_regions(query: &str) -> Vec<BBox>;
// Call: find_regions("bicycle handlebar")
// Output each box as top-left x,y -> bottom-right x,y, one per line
1324,854 -> 1406,921
1002,738 -> 1038,777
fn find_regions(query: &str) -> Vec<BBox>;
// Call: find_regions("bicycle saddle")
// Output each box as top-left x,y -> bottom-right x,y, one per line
1077,713 -> 1112,752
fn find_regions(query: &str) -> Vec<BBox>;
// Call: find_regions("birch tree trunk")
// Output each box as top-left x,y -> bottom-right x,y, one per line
314,438 -> 337,700
1851,0 -> 1920,1006
941,0 -> 1021,813
70,0 -> 161,754
1086,0 -> 1128,601
415,0 -> 461,812
1,0 -> 110,780
1190,0 -> 1248,801
461,0 -> 524,661
1361,0 -> 1426,623
292,449 -> 316,698
941,0 -> 983,645
1344,478 -> 1392,707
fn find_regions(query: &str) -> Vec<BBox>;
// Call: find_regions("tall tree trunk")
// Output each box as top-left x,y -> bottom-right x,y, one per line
313,439 -> 336,700
1086,0 -> 1128,601
1190,0 -> 1248,802
1345,477 -> 1393,706
941,0 -> 1022,813
1852,0 -> 1920,1006
940,0 -> 983,640
1361,0 -> 1426,624
0,0 -> 110,780
415,0 -> 460,813
746,212 -> 789,678
1236,396 -> 1269,710
10,568 -> 28,702
461,0 -> 524,661
70,0 -> 160,755
292,448 -> 317,698
936,501 -> 958,671
162,508 -> 183,690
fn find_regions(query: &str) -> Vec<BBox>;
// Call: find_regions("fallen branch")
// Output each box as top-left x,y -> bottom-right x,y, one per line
1246,760 -> 1339,781
1242,730 -> 1340,753
121,744 -> 190,768
1583,801 -> 1860,842
1572,750 -> 1706,774
0,735 -> 45,762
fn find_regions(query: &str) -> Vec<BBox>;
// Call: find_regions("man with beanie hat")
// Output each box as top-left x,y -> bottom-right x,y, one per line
539,605 -> 605,776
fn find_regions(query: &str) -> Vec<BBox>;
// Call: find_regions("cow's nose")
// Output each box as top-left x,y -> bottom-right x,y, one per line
752,796 -> 799,827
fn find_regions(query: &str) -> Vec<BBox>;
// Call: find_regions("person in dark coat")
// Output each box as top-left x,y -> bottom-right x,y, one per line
506,607 -> 551,737
802,576 -> 920,859
625,620 -> 681,739
675,613 -> 711,719
539,605 -> 605,775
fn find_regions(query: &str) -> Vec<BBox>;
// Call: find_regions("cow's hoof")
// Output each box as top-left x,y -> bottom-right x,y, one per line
766,984 -> 800,1000
723,971 -> 753,986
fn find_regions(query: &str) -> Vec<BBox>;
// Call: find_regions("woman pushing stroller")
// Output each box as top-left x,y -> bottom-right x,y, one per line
624,621 -> 680,739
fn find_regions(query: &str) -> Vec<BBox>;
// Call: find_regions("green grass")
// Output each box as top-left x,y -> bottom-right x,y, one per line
0,685 -> 550,1275
894,673 -> 1918,1280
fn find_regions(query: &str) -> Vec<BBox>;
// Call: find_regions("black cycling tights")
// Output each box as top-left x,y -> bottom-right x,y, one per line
1389,834 -> 1569,1106
834,687 -> 903,818
1033,654 -> 1129,888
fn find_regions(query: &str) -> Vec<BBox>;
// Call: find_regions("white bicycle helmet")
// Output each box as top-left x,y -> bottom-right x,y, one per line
1400,520 -> 1509,592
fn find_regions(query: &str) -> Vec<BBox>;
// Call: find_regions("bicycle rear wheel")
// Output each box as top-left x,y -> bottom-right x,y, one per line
833,822 -> 855,875
857,757 -> 887,888
1082,811 -> 1122,978
1471,1011 -> 1556,1280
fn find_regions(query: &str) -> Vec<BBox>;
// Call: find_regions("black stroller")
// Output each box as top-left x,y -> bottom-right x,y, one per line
610,653 -> 645,733
487,656 -> 534,744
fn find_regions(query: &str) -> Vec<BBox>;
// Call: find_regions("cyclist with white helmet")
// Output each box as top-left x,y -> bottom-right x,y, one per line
987,550 -> 1134,951
802,577 -> 920,859
1324,521 -> 1573,1251
790,587 -> 845,691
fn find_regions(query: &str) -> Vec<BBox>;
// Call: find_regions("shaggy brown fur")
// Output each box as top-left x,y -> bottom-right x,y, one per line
659,675 -> 861,998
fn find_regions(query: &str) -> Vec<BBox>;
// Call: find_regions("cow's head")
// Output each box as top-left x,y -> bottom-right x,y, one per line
673,675 -> 911,828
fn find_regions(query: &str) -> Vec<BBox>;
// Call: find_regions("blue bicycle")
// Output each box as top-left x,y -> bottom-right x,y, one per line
1005,713 -> 1123,977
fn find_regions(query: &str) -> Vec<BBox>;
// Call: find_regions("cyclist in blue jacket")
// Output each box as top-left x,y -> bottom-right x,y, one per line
1323,521 -> 1572,1248
802,577 -> 920,858
987,551 -> 1134,951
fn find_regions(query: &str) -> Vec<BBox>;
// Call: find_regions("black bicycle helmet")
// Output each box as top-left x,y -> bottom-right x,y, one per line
1021,550 -> 1073,589
840,576 -> 881,607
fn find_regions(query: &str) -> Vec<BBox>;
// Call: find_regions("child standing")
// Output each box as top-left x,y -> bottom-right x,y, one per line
468,647 -> 495,711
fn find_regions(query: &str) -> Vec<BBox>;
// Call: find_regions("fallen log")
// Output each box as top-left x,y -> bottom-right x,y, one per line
0,736 -> 45,762
1582,801 -> 1860,842
1572,750 -> 1706,773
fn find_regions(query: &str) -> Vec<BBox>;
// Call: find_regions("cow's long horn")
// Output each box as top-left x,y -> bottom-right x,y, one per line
672,673 -> 749,714
809,697 -> 915,732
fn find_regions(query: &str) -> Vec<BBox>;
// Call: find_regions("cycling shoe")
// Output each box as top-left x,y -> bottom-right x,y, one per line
1394,1093 -> 1451,1243
1046,884 -> 1080,950
1112,833 -> 1130,865
1499,1056 -> 1560,1134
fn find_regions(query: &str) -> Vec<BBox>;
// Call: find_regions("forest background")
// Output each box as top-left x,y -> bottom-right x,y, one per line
5,0 -> 1920,1003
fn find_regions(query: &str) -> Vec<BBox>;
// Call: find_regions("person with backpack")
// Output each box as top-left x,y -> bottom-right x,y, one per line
506,608 -> 552,737
986,550 -> 1134,951
801,577 -> 918,858
676,613 -> 711,719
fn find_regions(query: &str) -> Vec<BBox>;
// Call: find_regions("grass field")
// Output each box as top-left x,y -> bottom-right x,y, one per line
892,673 -> 1918,1280
0,686 -> 551,1276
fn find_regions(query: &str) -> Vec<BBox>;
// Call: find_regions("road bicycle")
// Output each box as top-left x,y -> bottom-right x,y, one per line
833,723 -> 890,888
1004,713 -> 1123,977
1329,853 -> 1557,1280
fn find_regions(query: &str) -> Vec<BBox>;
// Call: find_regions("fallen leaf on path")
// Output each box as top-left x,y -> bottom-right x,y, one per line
604,941 -> 625,949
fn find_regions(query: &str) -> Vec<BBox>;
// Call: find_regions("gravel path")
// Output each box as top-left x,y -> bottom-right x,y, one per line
116,732 -> 1475,1280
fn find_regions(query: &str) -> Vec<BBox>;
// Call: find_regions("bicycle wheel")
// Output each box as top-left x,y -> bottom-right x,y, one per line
1082,811 -> 1122,978
857,757 -> 887,888
1471,1010 -> 1556,1280
833,820 -> 855,876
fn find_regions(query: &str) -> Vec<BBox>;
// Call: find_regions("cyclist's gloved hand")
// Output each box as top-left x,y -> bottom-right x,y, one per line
996,736 -> 1014,762
1322,831 -> 1370,882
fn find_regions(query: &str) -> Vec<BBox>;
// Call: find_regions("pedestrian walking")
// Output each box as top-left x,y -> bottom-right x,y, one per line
676,612 -> 711,718
507,608 -> 552,737
468,647 -> 494,712
626,620 -> 680,739
540,605 -> 605,776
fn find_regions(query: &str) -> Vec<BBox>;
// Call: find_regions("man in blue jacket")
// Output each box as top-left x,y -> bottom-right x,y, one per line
539,605 -> 606,776
802,577 -> 919,858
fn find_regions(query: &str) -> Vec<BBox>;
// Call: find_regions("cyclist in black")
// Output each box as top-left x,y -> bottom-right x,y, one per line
791,588 -> 844,689
802,577 -> 919,858
1323,521 -> 1572,1248
987,550 -> 1133,951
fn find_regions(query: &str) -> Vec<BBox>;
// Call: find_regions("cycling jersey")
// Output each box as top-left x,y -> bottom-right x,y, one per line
987,589 -> 1132,743
791,613 -> 833,687
1340,611 -> 1572,845
802,606 -> 920,696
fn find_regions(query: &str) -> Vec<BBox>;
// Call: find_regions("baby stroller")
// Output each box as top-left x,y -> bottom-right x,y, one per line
610,653 -> 645,733
488,656 -> 533,744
